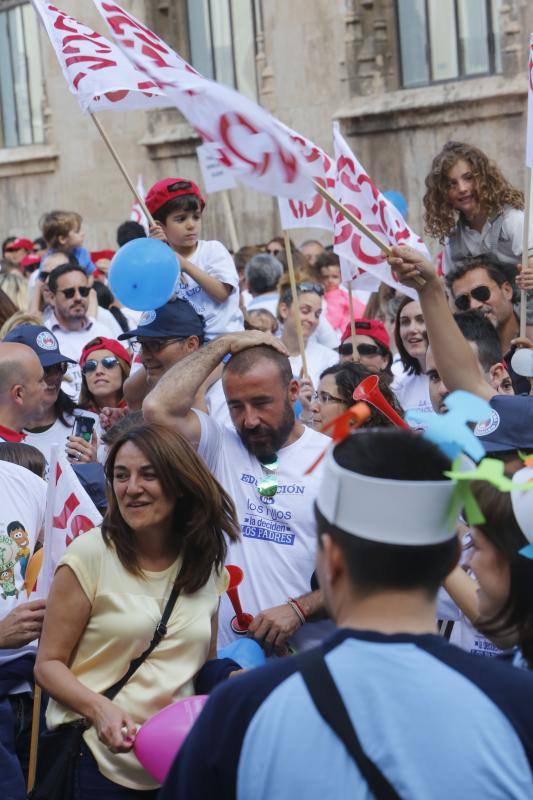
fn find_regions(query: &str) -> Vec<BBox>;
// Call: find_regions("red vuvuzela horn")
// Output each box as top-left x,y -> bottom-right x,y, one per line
225,565 -> 253,634
353,375 -> 409,429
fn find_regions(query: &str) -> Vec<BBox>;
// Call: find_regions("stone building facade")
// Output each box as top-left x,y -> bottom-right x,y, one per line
0,0 -> 531,253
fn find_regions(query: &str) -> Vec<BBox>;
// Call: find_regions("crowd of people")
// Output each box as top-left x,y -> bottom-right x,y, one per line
1,142 -> 533,798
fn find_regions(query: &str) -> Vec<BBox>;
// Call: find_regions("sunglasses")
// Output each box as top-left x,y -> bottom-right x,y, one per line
257,457 -> 279,498
281,282 -> 324,305
44,362 -> 68,376
38,271 -> 51,283
82,356 -> 120,374
130,337 -> 185,353
267,247 -> 282,256
454,285 -> 491,312
339,343 -> 383,357
57,286 -> 91,299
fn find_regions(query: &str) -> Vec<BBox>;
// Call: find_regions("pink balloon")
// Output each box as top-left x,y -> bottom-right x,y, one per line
134,694 -> 208,783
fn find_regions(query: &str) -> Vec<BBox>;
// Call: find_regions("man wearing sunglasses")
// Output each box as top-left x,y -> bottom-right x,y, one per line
44,264 -> 113,399
446,261 -> 518,353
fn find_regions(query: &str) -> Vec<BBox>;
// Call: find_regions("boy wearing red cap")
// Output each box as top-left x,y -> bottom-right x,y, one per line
146,178 -> 243,339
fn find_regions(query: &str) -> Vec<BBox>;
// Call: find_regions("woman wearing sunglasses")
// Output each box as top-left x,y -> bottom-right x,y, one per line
392,296 -> 434,420
277,273 -> 338,389
79,337 -> 132,414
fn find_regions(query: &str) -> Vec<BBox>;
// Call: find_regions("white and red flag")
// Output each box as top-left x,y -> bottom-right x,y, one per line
332,122 -> 427,298
31,0 -> 171,112
91,0 -> 314,199
277,130 -> 336,231
40,447 -> 102,595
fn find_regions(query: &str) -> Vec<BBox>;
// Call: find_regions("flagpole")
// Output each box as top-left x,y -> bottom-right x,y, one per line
521,167 -> 532,338
221,191 -> 240,252
27,686 -> 42,793
347,282 -> 358,362
283,230 -> 309,379
90,113 -> 155,227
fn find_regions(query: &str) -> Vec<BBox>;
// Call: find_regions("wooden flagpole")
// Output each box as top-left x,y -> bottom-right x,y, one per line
90,113 -> 155,227
221,191 -> 240,253
347,282 -> 358,362
283,230 -> 309,378
520,167 -> 532,338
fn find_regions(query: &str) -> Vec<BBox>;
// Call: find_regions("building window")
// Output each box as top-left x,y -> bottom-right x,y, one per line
187,0 -> 259,100
397,0 -> 502,89
0,1 -> 44,148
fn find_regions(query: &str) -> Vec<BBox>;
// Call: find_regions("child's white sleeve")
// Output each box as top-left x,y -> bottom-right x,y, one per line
201,241 -> 239,288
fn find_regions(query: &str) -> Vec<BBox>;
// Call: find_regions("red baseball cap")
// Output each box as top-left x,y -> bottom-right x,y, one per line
6,238 -> 34,252
91,250 -> 115,263
341,318 -> 391,352
20,253 -> 42,269
145,178 -> 205,216
80,337 -> 132,368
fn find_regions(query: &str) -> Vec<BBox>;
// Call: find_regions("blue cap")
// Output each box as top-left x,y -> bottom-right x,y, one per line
119,298 -> 205,343
474,395 -> 533,453
4,324 -> 76,367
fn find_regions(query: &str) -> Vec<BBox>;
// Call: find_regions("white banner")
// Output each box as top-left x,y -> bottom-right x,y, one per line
197,143 -> 237,194
277,131 -> 335,231
332,122 -> 426,298
92,0 -> 315,199
31,0 -> 171,112
527,34 -> 533,168
41,446 -> 102,595
130,174 -> 149,233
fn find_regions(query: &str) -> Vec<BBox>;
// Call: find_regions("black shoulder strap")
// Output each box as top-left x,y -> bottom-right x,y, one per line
104,585 -> 180,701
300,648 -> 402,800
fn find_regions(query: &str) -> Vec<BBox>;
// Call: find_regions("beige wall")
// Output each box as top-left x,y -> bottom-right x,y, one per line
0,0 -> 531,255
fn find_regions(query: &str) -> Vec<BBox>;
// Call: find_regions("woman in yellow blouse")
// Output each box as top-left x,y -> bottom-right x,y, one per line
35,423 -> 239,798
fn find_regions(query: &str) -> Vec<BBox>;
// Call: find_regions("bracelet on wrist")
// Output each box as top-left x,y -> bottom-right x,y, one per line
287,597 -> 306,626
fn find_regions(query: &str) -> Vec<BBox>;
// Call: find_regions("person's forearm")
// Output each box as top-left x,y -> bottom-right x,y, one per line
34,660 -> 106,723
181,258 -> 232,303
418,280 -> 489,397
144,337 -> 231,421
443,567 -> 479,625
296,589 -> 328,622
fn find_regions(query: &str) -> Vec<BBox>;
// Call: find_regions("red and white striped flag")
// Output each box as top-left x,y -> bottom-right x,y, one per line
333,122 -> 426,298
91,0 -> 315,199
40,447 -> 102,595
31,0 -> 171,112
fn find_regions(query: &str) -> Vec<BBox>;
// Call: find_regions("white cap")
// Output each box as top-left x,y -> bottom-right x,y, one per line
316,448 -> 456,545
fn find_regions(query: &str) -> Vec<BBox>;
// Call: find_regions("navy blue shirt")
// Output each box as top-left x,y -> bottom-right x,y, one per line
160,629 -> 533,799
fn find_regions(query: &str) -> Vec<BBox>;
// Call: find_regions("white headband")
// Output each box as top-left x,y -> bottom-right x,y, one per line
316,449 -> 456,545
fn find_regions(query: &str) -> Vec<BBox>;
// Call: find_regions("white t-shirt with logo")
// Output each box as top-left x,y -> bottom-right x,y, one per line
289,339 -> 338,389
0,462 -> 47,621
194,410 -> 333,650
392,370 -> 435,422
176,240 -> 244,340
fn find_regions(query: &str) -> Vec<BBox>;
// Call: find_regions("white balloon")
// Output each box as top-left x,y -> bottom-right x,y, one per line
511,348 -> 533,377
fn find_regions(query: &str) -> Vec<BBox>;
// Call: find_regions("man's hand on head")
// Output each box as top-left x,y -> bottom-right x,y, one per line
0,599 -> 46,648
388,245 -> 438,290
225,330 -> 289,357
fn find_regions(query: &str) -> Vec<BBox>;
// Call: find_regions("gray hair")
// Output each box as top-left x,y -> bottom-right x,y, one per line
245,253 -> 283,295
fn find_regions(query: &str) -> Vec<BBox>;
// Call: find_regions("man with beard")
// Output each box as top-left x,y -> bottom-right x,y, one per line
45,265 -> 111,399
143,331 -> 332,653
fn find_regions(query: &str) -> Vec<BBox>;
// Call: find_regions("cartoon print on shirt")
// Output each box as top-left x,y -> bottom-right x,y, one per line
0,534 -> 19,599
7,521 -> 30,578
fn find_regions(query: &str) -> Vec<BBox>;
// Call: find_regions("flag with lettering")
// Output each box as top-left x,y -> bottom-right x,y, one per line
277,130 -> 335,230
31,0 -> 171,112
527,34 -> 533,167
40,447 -> 102,595
92,0 -> 314,199
333,122 -> 426,298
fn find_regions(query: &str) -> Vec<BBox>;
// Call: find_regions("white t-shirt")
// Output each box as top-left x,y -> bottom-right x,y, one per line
289,339 -> 338,388
194,410 -> 333,650
176,240 -> 244,340
0,462 -> 46,620
392,370 -> 434,423
246,292 -> 279,316
312,311 -> 341,349
44,312 -> 119,401
24,416 -> 73,475
96,307 -> 123,338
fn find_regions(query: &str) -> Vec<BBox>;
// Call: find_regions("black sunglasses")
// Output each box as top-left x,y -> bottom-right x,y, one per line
339,342 -> 383,357
44,362 -> 68,376
57,286 -> 91,299
38,271 -> 51,283
82,356 -> 120,374
454,285 -> 491,312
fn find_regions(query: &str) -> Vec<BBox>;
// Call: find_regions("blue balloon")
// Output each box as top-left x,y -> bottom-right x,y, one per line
218,639 -> 266,669
109,238 -> 179,311
383,190 -> 408,220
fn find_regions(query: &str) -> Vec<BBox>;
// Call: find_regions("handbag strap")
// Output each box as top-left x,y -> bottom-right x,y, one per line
300,647 -> 402,800
104,585 -> 180,701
